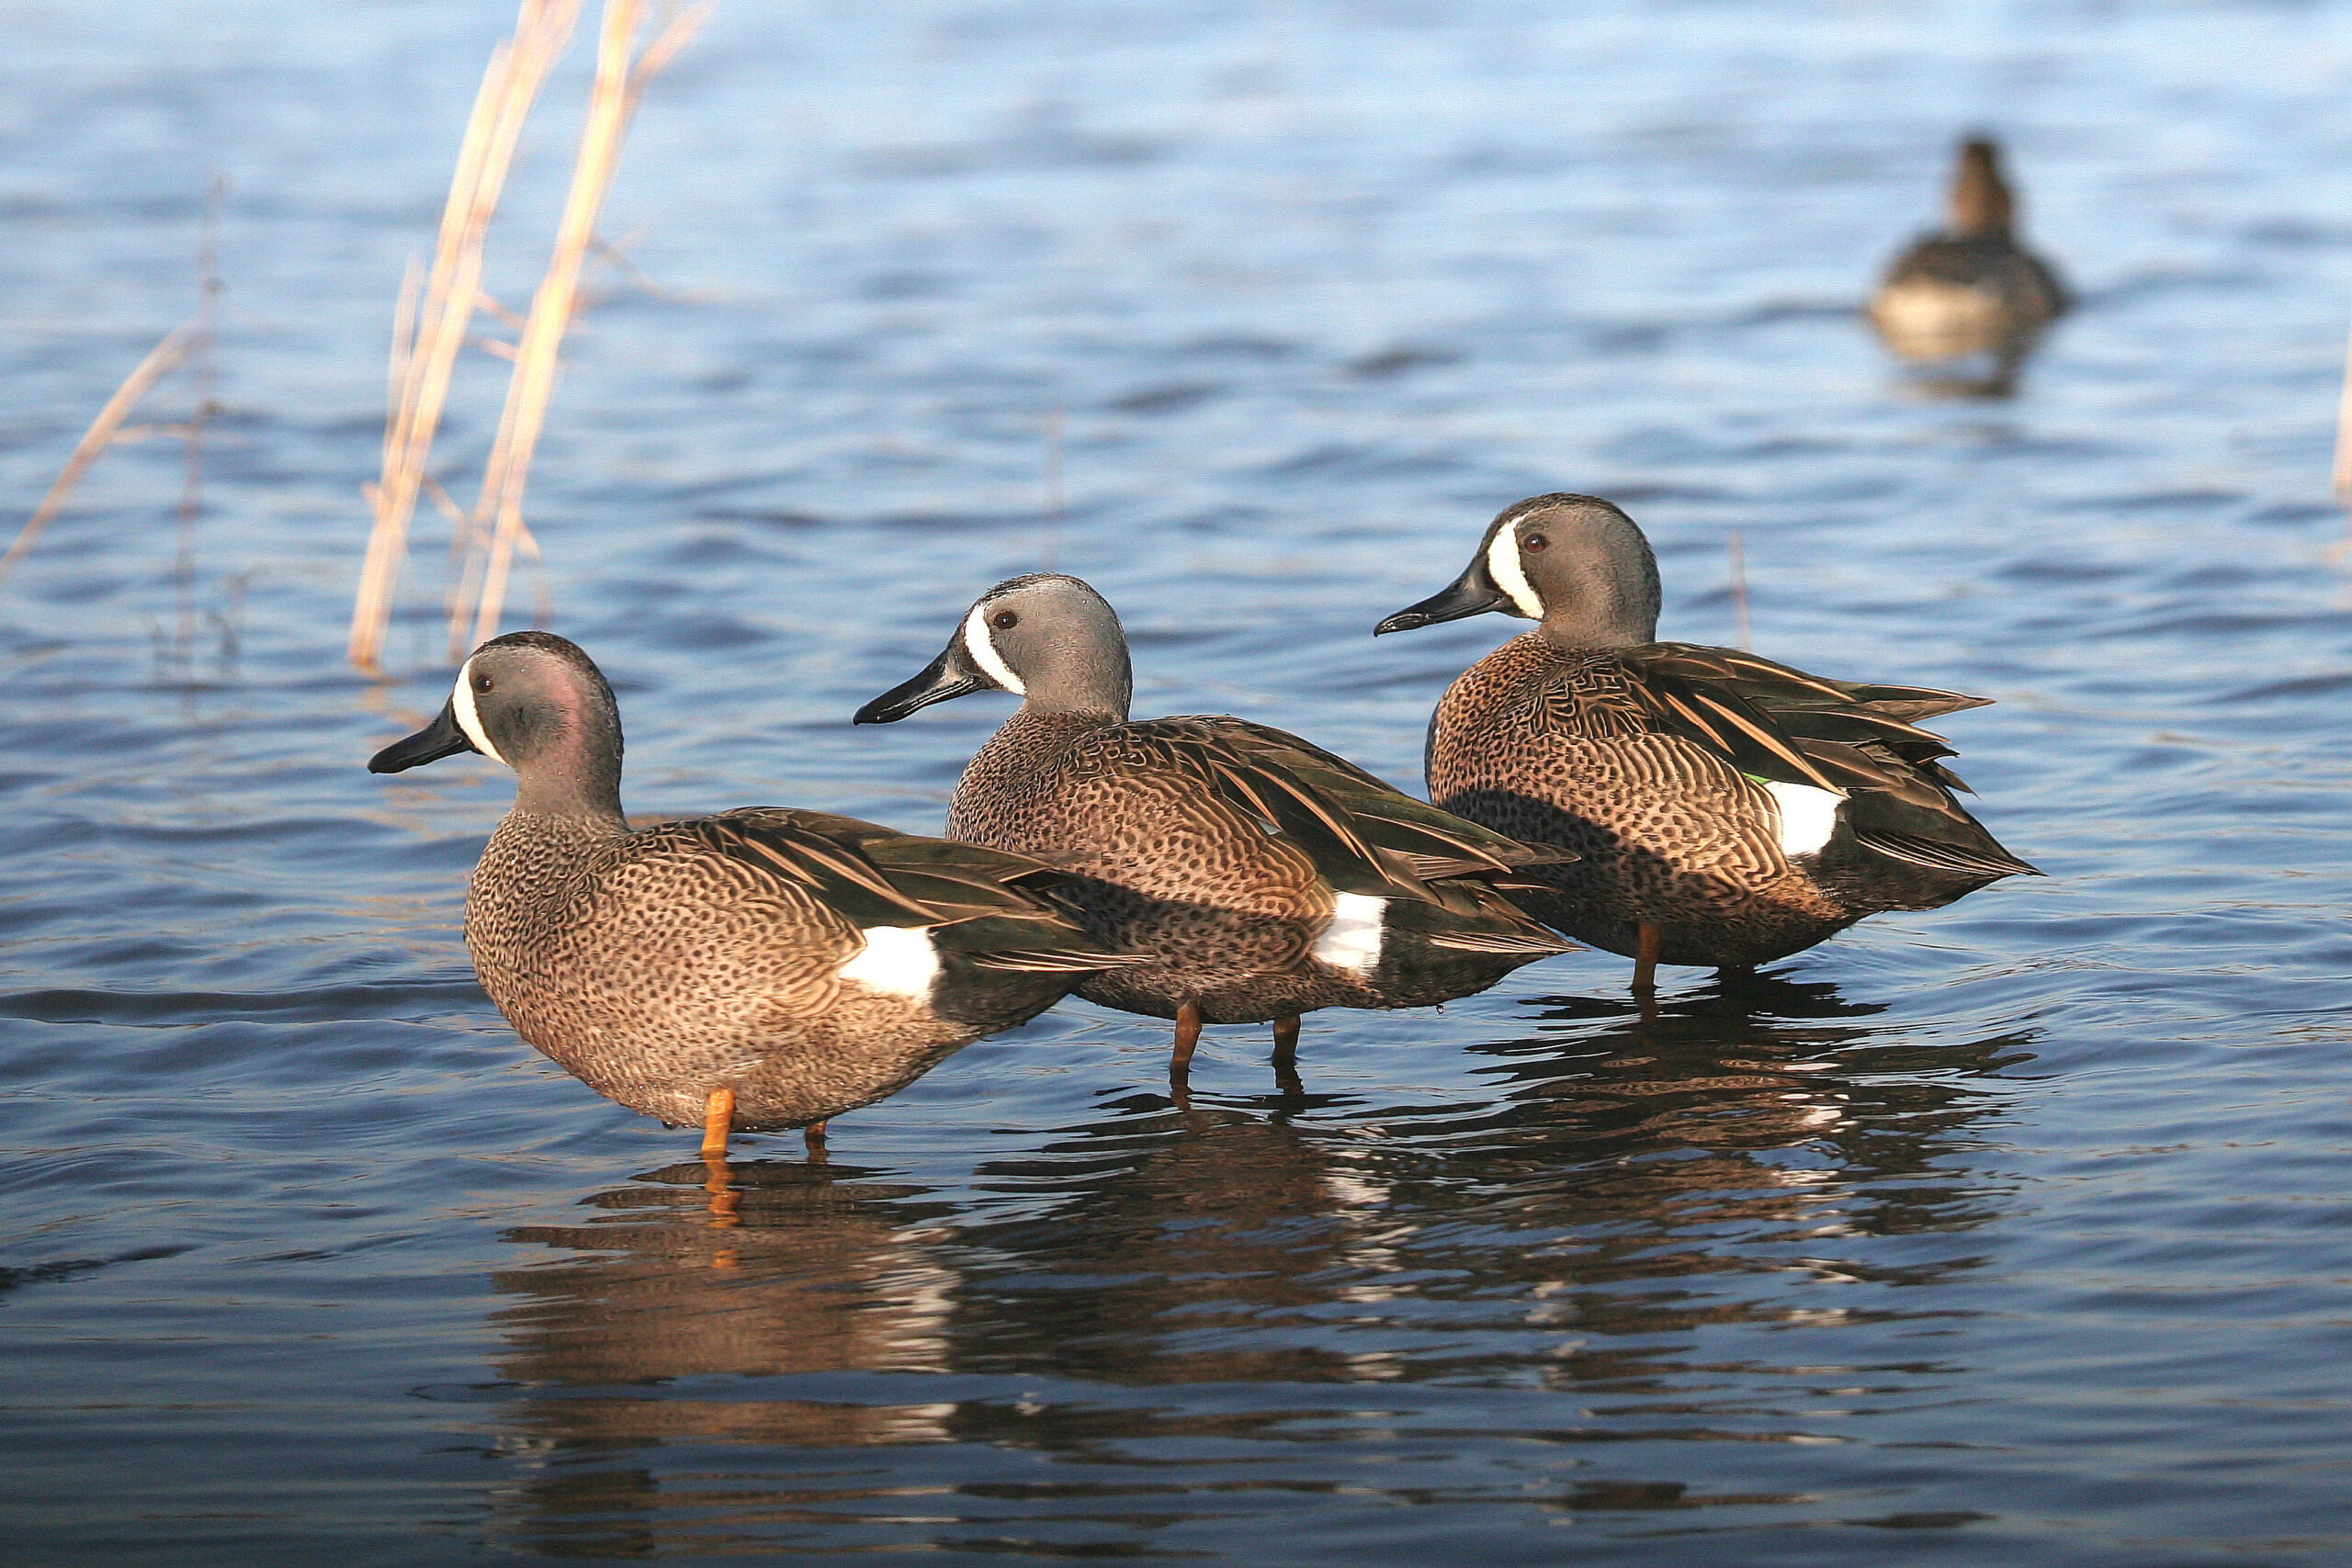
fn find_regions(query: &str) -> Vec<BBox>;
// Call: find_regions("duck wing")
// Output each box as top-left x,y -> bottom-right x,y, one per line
672,808 -> 1140,974
1620,645 -> 2039,881
1108,716 -> 1576,911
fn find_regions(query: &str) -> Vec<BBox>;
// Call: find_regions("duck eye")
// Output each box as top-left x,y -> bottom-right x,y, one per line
990,609 -> 1019,630
1522,533 -> 1548,553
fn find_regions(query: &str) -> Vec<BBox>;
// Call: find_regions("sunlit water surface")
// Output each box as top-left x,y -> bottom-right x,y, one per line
5,1 -> 2352,1562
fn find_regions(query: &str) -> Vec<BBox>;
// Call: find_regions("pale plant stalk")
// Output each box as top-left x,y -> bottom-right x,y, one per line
457,0 -> 709,655
347,0 -> 585,673
0,320 -> 198,591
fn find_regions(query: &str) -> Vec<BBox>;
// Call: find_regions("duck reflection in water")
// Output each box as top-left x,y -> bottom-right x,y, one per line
479,1156 -> 967,1551
1867,135 -> 2068,398
471,979 -> 2032,1554
959,976 -> 2031,1393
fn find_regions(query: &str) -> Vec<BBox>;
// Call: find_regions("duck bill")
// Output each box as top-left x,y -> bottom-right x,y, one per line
368,702 -> 477,773
854,644 -> 984,725
1374,562 -> 1511,635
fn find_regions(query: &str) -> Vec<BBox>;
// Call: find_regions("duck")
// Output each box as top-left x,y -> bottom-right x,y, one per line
368,630 -> 1134,1157
1373,494 -> 2037,990
852,573 -> 1574,1081
1869,135 -> 2067,365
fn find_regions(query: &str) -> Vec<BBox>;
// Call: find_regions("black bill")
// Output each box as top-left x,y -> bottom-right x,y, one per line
854,643 -> 985,725
1374,560 -> 1512,635
368,702 -> 477,773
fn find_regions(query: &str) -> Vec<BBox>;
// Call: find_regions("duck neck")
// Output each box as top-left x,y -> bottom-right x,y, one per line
1013,643 -> 1132,722
513,772 -> 627,829
1951,142 -> 2014,237
508,731 -> 628,829
1532,577 -> 1659,652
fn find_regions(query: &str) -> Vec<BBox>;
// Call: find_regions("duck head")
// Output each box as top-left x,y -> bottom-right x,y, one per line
854,573 -> 1134,725
368,630 -> 625,819
1374,493 -> 1661,649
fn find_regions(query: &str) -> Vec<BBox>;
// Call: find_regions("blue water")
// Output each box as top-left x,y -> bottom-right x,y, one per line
5,0 -> 2352,1561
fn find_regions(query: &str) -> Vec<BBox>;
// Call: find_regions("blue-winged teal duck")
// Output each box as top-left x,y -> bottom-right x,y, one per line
1374,495 -> 2037,989
854,574 -> 1573,1081
1870,135 -> 2067,363
369,631 -> 1132,1156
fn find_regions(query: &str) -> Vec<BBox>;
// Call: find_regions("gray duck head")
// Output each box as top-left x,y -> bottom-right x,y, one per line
1948,135 -> 2015,238
368,630 -> 625,820
1374,493 -> 1661,649
854,573 -> 1133,725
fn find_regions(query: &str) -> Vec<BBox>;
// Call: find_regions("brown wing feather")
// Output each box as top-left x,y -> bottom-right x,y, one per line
1115,716 -> 1576,907
1613,644 -> 2033,881
661,808 -> 1141,969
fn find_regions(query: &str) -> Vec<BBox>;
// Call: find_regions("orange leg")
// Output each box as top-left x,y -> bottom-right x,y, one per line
700,1087 -> 735,1159
804,1120 -> 829,1162
1170,1001 -> 1203,1077
1633,922 -> 1662,994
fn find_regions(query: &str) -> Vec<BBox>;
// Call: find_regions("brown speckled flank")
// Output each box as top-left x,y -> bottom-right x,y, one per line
1380,496 -> 2037,972
371,632 -> 1126,1134
950,710 -> 1566,1024
464,807 -> 1099,1130
857,574 -> 1573,1030
1428,637 -> 1861,966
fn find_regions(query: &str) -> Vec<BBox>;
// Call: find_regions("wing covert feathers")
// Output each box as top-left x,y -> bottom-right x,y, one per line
1564,644 -> 2031,884
1119,716 -> 1576,905
664,808 -> 1139,969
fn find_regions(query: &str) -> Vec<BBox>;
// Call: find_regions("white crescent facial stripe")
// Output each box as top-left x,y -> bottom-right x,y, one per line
450,656 -> 508,766
838,924 -> 942,1001
961,604 -> 1026,695
1485,527 -> 1544,619
1764,781 -> 1845,858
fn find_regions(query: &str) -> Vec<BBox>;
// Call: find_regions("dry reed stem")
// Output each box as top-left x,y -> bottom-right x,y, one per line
348,0 -> 585,673
383,254 -> 424,468
628,0 -> 717,107
0,320 -> 199,592
458,0 -> 710,655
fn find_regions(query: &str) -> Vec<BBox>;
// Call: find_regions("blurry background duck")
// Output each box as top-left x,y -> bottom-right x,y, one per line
368,631 -> 1133,1157
1868,135 -> 2068,395
1374,495 -> 2038,991
854,573 -> 1573,1086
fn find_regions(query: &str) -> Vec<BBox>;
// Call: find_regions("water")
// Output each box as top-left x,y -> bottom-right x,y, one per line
4,0 -> 2352,1561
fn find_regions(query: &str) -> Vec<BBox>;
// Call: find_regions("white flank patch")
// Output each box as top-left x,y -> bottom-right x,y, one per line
1484,526 -> 1545,619
1764,781 -> 1845,858
450,656 -> 508,766
961,604 -> 1026,695
1312,893 -> 1388,975
839,924 -> 942,1001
